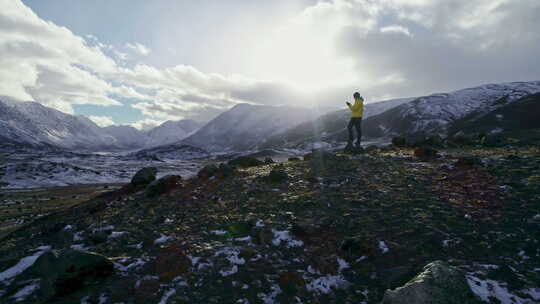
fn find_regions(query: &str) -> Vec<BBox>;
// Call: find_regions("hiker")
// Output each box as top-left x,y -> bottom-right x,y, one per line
346,92 -> 364,148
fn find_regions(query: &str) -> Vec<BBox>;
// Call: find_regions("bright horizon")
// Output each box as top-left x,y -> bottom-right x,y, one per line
2,0 -> 539,129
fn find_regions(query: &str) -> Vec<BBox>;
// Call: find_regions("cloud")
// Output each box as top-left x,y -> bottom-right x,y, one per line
125,42 -> 151,56
88,115 -> 115,127
1,0 -> 538,126
130,118 -> 164,131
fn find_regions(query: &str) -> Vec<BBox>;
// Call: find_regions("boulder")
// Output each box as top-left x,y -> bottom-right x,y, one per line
381,261 -> 481,304
155,247 -> 192,282
197,164 -> 219,180
264,157 -> 275,164
228,156 -> 264,168
131,167 -> 157,186
263,168 -> 289,183
392,136 -> 407,147
145,175 -> 182,197
11,249 -> 114,300
197,163 -> 235,180
414,147 -> 439,158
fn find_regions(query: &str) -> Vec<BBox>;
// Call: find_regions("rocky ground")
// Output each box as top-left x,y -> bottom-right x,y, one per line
0,137 -> 539,303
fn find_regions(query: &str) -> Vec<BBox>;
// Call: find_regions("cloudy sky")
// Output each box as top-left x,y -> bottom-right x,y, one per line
1,0 -> 539,129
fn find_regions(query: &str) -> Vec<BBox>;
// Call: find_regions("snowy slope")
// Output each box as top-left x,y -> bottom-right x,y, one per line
361,81 -> 540,139
0,99 -> 116,150
101,125 -> 147,149
144,120 -> 201,148
181,103 -> 318,152
0,99 -> 205,151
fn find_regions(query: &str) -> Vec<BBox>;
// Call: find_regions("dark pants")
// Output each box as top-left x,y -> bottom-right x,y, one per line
347,117 -> 362,144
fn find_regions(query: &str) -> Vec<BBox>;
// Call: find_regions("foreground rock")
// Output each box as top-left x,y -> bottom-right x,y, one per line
131,167 -> 157,186
228,156 -> 264,168
145,175 -> 182,197
381,261 -> 481,304
7,249 -> 113,302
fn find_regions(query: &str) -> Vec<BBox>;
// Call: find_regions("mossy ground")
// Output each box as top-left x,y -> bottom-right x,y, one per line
0,143 -> 539,303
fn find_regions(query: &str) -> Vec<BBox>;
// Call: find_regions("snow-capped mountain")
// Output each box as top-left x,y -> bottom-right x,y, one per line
181,103 -> 318,152
260,97 -> 414,149
0,99 -> 203,151
144,119 -> 201,148
359,81 -> 540,139
102,125 -> 147,150
0,99 -> 117,150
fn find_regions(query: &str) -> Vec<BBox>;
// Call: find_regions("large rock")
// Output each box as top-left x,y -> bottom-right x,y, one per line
228,156 -> 264,168
9,249 -> 114,301
381,261 -> 481,304
145,175 -> 182,197
131,167 -> 157,186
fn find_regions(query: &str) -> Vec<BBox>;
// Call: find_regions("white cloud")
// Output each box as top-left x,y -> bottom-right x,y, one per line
380,25 -> 412,36
125,42 -> 151,56
1,0 -> 538,125
87,115 -> 115,127
130,118 -> 164,131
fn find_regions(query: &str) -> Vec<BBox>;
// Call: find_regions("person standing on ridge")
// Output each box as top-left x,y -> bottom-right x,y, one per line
346,92 -> 364,150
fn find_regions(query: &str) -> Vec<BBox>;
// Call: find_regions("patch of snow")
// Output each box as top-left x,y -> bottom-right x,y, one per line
219,265 -> 238,277
467,275 -> 540,304
63,225 -> 73,230
379,241 -> 389,253
70,244 -> 89,250
0,248 -> 49,281
211,230 -> 227,236
80,295 -> 91,304
215,248 -> 246,265
272,229 -> 304,248
356,256 -> 367,263
255,219 -> 265,227
98,293 -> 108,304
158,288 -> 176,304
154,234 -> 172,245
128,242 -> 143,249
93,225 -> 114,232
73,231 -> 84,242
305,274 -> 349,295
11,279 -> 40,302
258,285 -> 282,304
337,258 -> 349,272
164,218 -> 174,223
34,245 -> 51,252
235,236 -> 252,242
108,231 -> 127,239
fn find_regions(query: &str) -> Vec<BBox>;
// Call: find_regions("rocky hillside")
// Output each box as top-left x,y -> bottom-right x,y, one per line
1,131 -> 539,303
359,81 -> 540,140
181,103 -> 317,152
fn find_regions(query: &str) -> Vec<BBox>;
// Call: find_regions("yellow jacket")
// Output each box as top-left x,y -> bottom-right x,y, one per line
348,98 -> 364,118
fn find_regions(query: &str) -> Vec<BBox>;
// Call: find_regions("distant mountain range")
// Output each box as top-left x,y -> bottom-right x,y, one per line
261,81 -> 540,149
2,80 -> 539,153
0,98 -> 201,151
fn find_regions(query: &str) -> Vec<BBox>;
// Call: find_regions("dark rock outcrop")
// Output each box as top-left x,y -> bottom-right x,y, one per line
381,261 -> 481,304
131,167 -> 157,186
